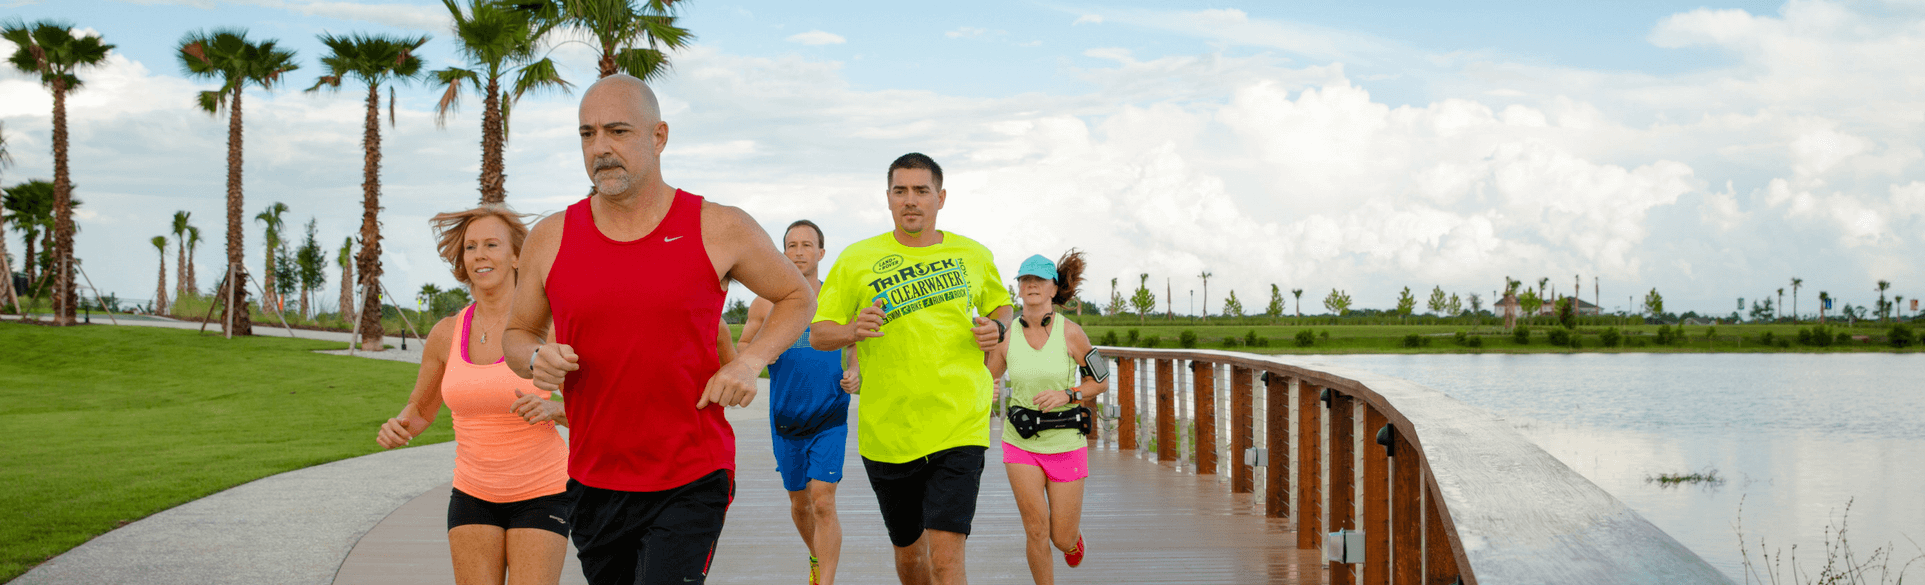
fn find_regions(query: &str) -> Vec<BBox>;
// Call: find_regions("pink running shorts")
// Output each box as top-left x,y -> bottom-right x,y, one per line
1001,442 -> 1089,483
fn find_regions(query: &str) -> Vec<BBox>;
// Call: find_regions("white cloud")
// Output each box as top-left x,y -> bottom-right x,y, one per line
111,0 -> 448,30
945,27 -> 988,39
1072,14 -> 1103,26
786,30 -> 846,46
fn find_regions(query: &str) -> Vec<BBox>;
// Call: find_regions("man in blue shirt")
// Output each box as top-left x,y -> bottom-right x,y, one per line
737,219 -> 858,585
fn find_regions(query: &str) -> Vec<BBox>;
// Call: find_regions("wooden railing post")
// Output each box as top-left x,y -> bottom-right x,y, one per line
1156,359 -> 1176,462
1425,485 -> 1461,585
1393,433 -> 1421,585
1296,383 -> 1323,551
1230,366 -> 1254,493
1192,360 -> 1216,474
1364,407 -> 1390,585
1118,358 -> 1137,451
1264,373 -> 1290,518
1329,392 -> 1356,581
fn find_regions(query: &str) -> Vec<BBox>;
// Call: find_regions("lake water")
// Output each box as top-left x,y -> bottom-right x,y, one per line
1296,353 -> 1925,582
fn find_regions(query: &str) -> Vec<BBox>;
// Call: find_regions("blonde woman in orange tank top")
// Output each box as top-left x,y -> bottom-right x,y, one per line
374,207 -> 576,585
375,207 -> 741,585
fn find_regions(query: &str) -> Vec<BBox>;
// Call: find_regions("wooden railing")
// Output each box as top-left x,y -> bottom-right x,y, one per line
1087,347 -> 1733,585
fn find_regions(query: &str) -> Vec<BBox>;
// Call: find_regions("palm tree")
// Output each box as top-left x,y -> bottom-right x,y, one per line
336,236 -> 355,321
2,179 -> 64,296
1291,288 -> 1303,318
1876,280 -> 1892,322
1197,270 -> 1211,318
178,28 -> 299,336
433,0 -> 571,204
151,235 -> 170,314
1775,288 -> 1785,322
522,0 -> 693,80
1791,277 -> 1803,323
4,19 -> 114,325
309,33 -> 429,350
171,211 -> 191,298
1818,291 -> 1830,324
255,201 -> 288,313
184,225 -> 202,296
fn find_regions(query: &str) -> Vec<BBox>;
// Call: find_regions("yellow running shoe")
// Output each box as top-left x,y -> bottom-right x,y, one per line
810,555 -> 820,585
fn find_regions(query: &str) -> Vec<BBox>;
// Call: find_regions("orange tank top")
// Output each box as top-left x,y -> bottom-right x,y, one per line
443,304 -> 569,503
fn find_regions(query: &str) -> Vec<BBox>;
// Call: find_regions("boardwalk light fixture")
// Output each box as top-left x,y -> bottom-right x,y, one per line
1325,529 -> 1365,563
1245,447 -> 1267,467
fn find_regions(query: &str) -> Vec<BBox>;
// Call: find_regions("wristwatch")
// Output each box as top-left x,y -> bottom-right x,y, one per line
993,318 -> 1007,343
529,347 -> 542,375
1066,389 -> 1082,402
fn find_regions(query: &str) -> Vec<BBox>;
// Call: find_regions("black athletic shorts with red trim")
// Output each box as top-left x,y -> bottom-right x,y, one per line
568,469 -> 734,585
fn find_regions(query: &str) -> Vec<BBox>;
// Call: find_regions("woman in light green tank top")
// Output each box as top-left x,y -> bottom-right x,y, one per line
987,250 -> 1108,583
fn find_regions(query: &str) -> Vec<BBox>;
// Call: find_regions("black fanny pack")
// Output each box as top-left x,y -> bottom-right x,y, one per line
1006,405 -> 1092,439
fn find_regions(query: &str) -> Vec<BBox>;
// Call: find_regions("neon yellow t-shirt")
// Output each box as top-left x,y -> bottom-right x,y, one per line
813,231 -> 1010,463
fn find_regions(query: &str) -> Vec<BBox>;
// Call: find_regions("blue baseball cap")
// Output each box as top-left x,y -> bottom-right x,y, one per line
1017,254 -> 1057,281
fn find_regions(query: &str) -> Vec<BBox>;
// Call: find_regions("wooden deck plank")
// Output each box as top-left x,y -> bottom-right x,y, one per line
336,388 -> 1321,584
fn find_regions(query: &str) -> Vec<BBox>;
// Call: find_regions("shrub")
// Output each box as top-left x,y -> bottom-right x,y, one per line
1655,325 -> 1675,345
1599,327 -> 1622,347
1179,330 -> 1198,349
1836,332 -> 1852,345
1891,324 -> 1915,348
1513,325 -> 1531,344
1099,330 -> 1120,346
1631,338 -> 1649,347
1251,336 -> 1269,347
1142,335 -> 1161,348
1295,329 -> 1316,347
1453,331 -> 1468,345
1759,331 -> 1777,347
1127,329 -> 1141,346
1320,330 -> 1332,342
1244,330 -> 1260,346
1547,328 -> 1572,347
1796,327 -> 1814,346
1465,335 -> 1483,348
1222,336 -> 1242,348
1778,339 -> 1791,349
1402,334 -> 1431,348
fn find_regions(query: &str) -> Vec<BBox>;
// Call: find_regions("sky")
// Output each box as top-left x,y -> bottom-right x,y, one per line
3,0 -> 1922,318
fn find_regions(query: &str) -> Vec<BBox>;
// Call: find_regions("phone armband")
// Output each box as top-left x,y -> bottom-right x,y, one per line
1079,348 -> 1109,383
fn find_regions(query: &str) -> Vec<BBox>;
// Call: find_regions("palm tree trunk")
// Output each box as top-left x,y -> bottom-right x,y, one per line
0,232 -> 17,312
480,76 -> 506,205
262,245 -> 276,312
356,84 -> 385,351
300,286 -> 309,320
22,229 -> 37,290
156,251 -> 169,314
186,241 -> 197,296
223,90 -> 252,335
339,259 -> 353,322
176,239 -> 187,299
598,39 -> 618,78
51,80 -> 77,325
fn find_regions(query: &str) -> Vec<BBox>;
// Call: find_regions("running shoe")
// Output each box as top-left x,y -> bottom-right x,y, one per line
1064,534 -> 1086,568
809,555 -> 820,585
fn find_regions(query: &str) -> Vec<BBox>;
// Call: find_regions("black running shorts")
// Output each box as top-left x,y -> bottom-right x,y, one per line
446,486 -> 576,537
862,445 -> 987,548
568,470 -> 734,585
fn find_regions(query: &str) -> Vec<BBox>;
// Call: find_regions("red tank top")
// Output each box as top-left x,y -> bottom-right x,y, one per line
547,190 -> 732,491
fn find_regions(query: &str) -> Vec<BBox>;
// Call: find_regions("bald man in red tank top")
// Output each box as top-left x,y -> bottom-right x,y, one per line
503,74 -> 816,585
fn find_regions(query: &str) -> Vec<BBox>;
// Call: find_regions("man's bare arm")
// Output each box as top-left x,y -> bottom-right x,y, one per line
735,297 -> 773,356
698,204 -> 813,408
504,214 -> 566,383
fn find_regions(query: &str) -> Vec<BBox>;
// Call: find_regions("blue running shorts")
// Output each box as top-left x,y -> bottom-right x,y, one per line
772,422 -> 848,492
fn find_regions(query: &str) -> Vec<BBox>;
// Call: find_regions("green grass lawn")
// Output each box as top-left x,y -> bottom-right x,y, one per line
0,322 -> 447,582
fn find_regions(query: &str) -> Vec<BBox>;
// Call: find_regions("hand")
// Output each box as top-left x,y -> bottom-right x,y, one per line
376,415 -> 427,449
698,360 -> 759,409
1032,389 -> 1073,411
511,390 -> 562,425
531,343 -> 580,392
853,299 -> 887,341
972,316 -> 1002,352
841,369 -> 861,395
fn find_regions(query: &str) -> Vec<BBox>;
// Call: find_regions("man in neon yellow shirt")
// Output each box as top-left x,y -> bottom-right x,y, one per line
810,153 -> 1012,585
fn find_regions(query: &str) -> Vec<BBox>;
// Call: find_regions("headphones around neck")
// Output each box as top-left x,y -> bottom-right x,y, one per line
1017,312 -> 1053,328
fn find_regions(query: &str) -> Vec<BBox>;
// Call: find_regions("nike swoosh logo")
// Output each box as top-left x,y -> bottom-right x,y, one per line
665,236 -> 685,242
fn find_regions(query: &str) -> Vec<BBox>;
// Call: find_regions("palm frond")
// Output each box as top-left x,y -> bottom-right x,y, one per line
613,47 -> 669,81
509,56 -> 571,102
431,67 -> 480,128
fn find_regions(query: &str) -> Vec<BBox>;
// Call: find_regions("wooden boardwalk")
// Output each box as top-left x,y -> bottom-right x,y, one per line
334,394 -> 1322,584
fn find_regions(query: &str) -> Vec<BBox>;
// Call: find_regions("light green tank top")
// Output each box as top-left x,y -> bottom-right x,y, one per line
1001,313 -> 1085,454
